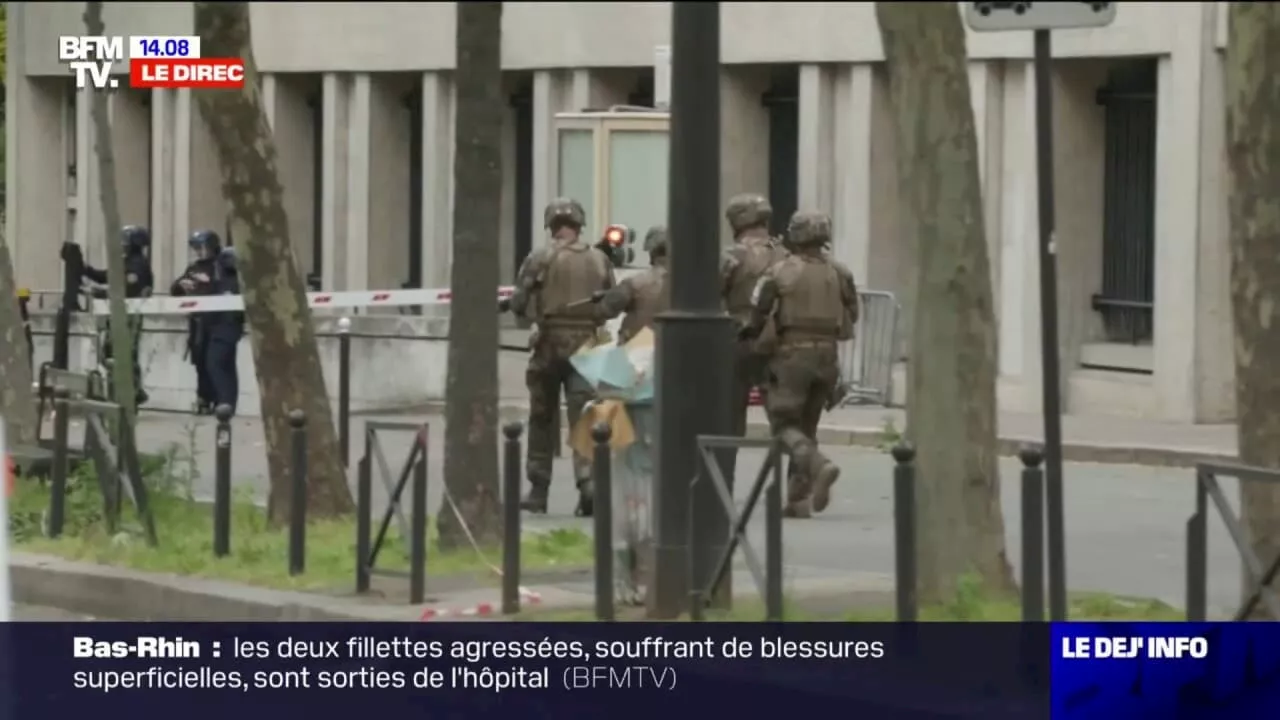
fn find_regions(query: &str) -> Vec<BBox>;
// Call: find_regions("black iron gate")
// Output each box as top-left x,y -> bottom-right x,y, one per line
1093,59 -> 1158,345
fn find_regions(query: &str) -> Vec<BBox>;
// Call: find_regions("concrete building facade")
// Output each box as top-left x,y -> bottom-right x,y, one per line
6,2 -> 1237,423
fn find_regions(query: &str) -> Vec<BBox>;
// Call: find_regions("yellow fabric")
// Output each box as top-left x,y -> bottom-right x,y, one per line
571,399 -> 637,458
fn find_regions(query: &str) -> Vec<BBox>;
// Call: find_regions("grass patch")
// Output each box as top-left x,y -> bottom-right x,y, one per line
8,457 -> 591,592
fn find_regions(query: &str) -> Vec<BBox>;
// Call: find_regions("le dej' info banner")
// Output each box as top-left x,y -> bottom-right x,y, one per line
0,621 -> 1278,718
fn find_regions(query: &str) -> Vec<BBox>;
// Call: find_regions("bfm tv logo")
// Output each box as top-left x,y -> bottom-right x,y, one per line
58,36 -> 245,90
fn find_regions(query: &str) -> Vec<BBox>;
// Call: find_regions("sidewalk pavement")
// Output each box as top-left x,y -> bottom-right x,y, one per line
425,400 -> 1238,468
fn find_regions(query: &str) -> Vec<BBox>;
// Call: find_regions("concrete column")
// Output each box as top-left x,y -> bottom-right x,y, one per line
421,71 -> 454,291
261,74 -> 278,130
267,75 -> 319,280
5,2 -> 67,288
187,92 -> 226,241
1152,9 -> 1208,423
149,89 -> 177,281
172,89 -> 193,272
320,73 -> 351,291
996,61 -> 1042,411
531,70 -> 571,243
74,91 -> 97,260
831,64 -> 873,281
366,76 -> 411,293
719,66 -> 771,247
1193,7 -> 1234,422
797,64 -> 836,214
343,73 -> 372,291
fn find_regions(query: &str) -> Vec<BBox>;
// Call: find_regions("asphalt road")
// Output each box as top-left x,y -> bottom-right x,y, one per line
124,410 -> 1241,615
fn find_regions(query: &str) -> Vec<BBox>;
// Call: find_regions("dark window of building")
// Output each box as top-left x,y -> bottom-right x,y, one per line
762,66 -> 799,237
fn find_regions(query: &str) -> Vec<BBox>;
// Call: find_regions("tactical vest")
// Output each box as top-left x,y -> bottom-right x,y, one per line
772,254 -> 843,340
617,266 -> 669,345
538,240 -> 611,326
724,236 -> 785,322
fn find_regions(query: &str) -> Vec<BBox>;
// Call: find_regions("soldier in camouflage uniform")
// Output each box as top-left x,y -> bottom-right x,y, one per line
509,198 -> 616,515
740,211 -> 858,518
720,194 -> 788,480
594,225 -> 669,344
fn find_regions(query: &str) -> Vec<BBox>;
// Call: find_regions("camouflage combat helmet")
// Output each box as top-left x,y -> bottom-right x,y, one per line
725,194 -> 773,234
543,197 -> 586,229
643,225 -> 669,256
786,211 -> 832,248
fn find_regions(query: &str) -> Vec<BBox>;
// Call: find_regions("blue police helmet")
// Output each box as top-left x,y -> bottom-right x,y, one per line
189,230 -> 222,251
218,246 -> 238,272
122,225 -> 150,253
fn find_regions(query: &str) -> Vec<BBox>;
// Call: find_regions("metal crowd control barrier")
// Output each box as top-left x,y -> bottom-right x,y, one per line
689,435 -> 785,621
839,290 -> 900,407
44,370 -> 156,546
1186,461 -> 1280,621
355,421 -> 430,604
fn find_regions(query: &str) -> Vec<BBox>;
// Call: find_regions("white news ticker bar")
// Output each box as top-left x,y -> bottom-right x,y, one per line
128,36 -> 202,60
90,286 -> 516,316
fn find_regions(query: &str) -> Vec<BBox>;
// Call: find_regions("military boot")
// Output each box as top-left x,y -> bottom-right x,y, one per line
574,479 -> 594,518
783,475 -> 812,519
520,483 -> 549,514
811,462 -> 841,514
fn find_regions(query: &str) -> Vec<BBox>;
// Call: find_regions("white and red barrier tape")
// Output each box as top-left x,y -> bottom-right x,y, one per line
419,586 -> 543,621
89,285 -> 516,316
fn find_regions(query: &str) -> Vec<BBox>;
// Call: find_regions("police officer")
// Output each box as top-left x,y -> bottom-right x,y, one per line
720,194 -> 787,475
593,225 -> 669,344
81,225 -> 154,405
172,230 -> 221,414
204,246 -> 244,415
508,198 -> 615,515
740,211 -> 858,518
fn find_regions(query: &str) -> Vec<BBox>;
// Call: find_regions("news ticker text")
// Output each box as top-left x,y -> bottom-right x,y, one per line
70,634 -> 887,693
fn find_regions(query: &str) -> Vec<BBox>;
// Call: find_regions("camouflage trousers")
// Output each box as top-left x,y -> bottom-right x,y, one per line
763,342 -> 840,502
526,327 -> 596,490
725,342 -> 770,484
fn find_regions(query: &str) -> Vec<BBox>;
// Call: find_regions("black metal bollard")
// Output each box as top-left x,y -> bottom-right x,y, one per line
1185,473 -> 1208,622
592,422 -> 614,622
892,444 -> 917,622
213,404 -> 234,557
337,317 -> 352,468
409,438 -> 428,605
48,388 -> 72,538
501,422 -> 524,615
288,409 -> 307,576
1019,446 -> 1046,622
765,446 -> 784,621
355,451 -> 372,594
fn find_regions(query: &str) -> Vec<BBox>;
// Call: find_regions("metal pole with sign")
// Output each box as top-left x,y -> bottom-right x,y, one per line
964,1 -> 1117,621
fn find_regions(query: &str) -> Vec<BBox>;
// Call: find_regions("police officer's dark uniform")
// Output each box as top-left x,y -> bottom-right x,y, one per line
172,230 -> 222,414
81,225 -> 153,405
205,246 -> 244,414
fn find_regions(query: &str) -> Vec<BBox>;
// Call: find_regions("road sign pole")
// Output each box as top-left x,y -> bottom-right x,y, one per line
965,0 -> 1116,624
1033,28 -> 1068,623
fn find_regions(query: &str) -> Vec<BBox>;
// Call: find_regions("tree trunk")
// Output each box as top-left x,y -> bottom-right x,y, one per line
192,2 -> 351,522
84,2 -> 139,423
437,1 -> 504,550
875,2 -> 1015,603
0,6 -> 32,446
1225,3 -> 1280,615
0,232 -> 37,447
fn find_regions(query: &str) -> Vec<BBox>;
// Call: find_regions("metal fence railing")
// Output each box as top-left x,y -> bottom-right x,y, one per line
1186,461 -> 1280,621
839,290 -> 900,407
